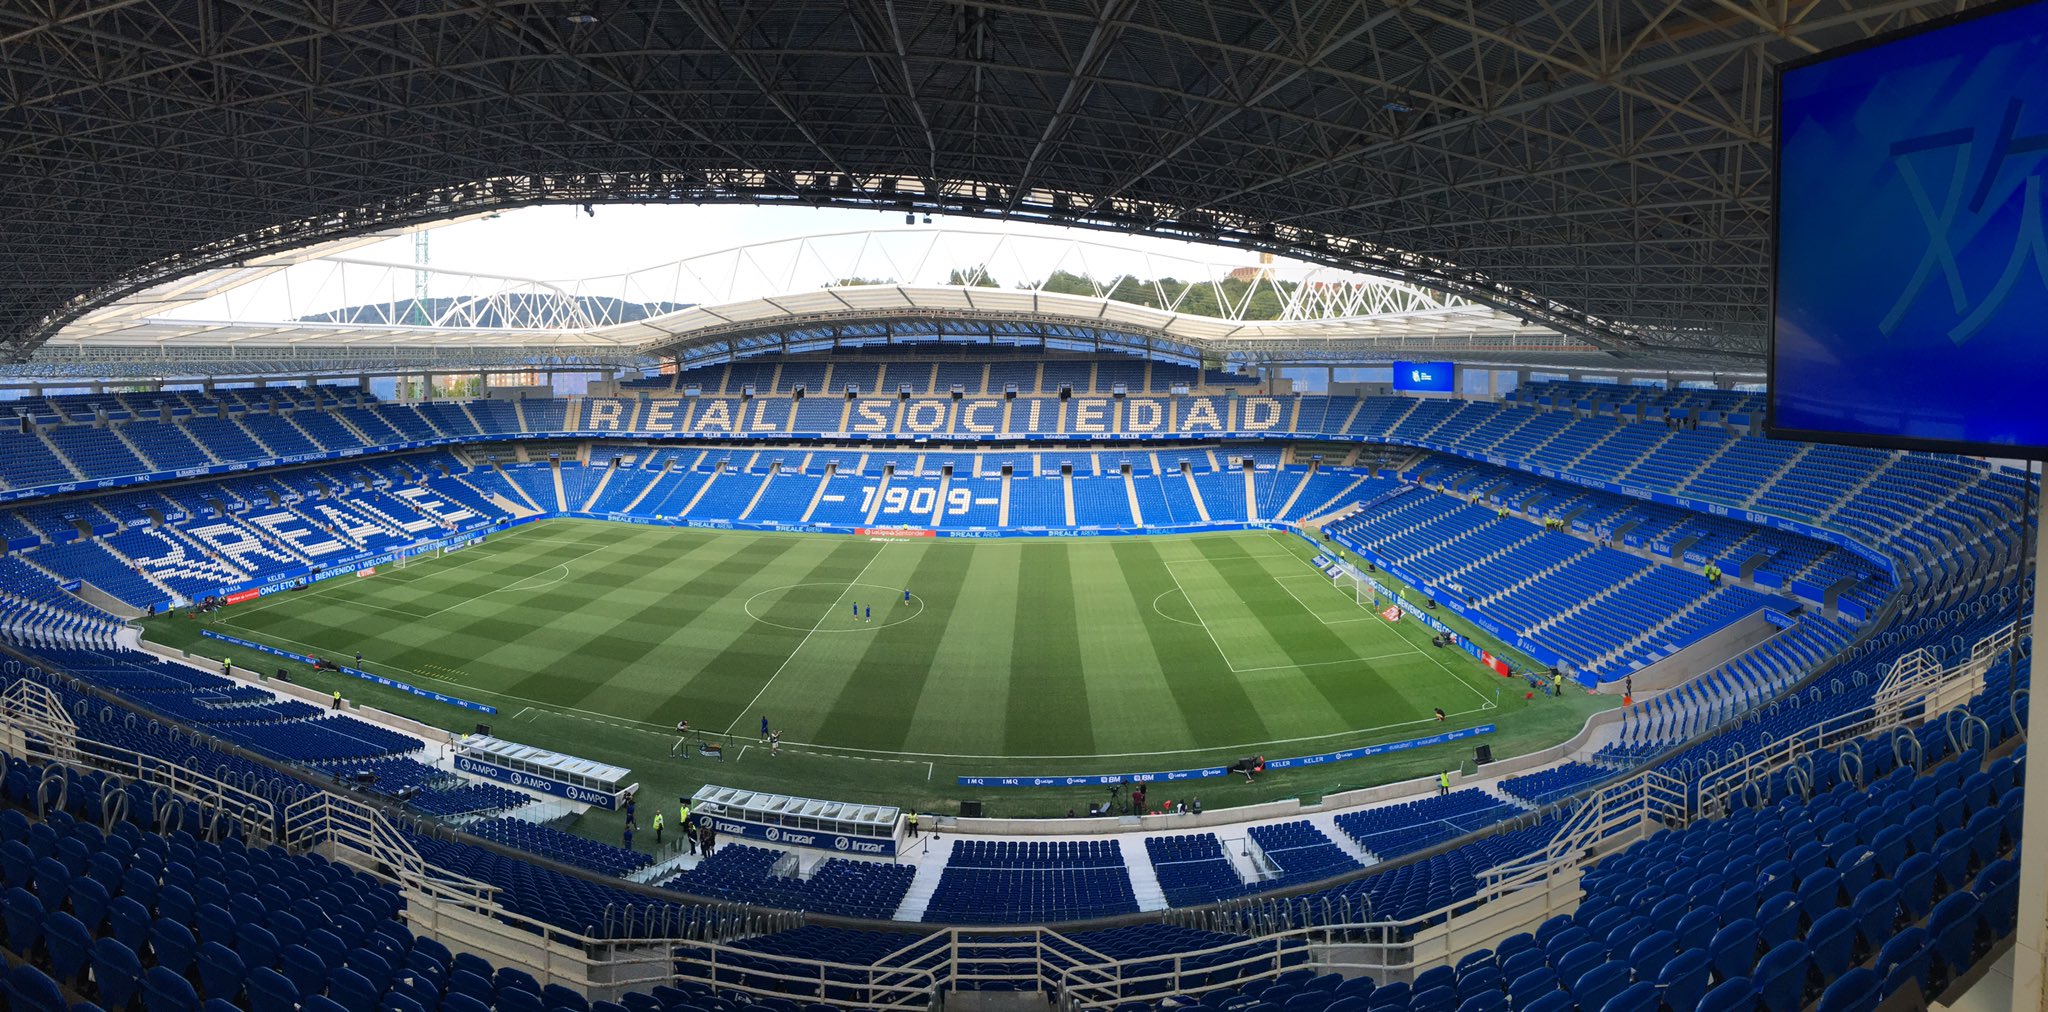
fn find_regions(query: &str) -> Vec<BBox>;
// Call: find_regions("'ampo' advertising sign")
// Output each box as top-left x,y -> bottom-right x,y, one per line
452,754 -> 627,811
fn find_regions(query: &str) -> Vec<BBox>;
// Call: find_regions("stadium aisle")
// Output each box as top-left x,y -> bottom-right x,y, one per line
890,836 -> 953,921
1121,836 -> 1167,911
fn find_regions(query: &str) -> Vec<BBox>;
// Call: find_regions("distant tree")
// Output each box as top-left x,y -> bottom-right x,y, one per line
1015,268 -> 1297,320
828,276 -> 895,287
945,265 -> 1000,287
1035,269 -> 1097,297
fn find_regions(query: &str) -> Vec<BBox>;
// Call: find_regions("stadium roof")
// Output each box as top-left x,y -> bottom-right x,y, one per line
28,226 -> 1632,376
0,0 -> 1979,365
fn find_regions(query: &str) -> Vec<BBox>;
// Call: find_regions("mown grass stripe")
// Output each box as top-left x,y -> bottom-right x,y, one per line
906,544 -> 1021,756
812,538 -> 975,750
672,538 -> 884,729
1004,543 -> 1092,755
1105,541 -> 1267,751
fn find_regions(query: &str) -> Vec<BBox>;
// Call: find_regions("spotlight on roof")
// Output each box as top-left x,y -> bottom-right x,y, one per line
922,214 -> 933,224
583,203 -> 595,217
905,212 -> 915,225
566,10 -> 598,23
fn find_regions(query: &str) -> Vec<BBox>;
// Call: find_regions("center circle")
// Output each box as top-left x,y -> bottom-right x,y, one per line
743,582 -> 927,632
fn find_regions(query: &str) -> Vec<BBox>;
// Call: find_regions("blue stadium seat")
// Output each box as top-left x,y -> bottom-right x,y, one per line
1657,947 -> 1712,1012
142,963 -> 202,1012
1926,891 -> 1987,987
246,967 -> 300,1012
1753,939 -> 1810,1012
197,940 -> 247,1003
1892,853 -> 1938,919
1814,967 -> 1881,1012
1806,908 -> 1858,980
1707,919 -> 1758,982
6,962 -> 68,1012
1507,967 -> 1557,1010
1875,927 -> 1932,998
151,917 -> 199,978
43,910 -> 94,987
93,935 -> 145,1009
1599,981 -> 1660,1012
1567,961 -> 1628,1010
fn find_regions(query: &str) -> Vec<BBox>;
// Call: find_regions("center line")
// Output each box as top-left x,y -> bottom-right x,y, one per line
721,542 -> 891,737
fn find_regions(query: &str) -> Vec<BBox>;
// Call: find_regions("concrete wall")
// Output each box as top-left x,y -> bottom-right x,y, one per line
1615,608 -> 1778,693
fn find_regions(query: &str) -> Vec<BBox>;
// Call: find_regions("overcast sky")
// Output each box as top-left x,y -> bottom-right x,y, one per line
164,204 -> 1346,323
353,204 -> 1278,280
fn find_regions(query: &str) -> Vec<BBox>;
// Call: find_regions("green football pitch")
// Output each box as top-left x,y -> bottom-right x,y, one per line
143,520 -> 1610,827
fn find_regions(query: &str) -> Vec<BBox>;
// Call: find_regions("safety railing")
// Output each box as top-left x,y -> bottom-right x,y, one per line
0,608 -> 2024,1009
2,677 -> 286,847
1476,769 -> 1686,898
1696,618 -> 2022,819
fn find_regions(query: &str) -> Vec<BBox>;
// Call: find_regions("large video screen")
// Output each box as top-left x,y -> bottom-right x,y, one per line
1392,361 -> 1456,393
1771,0 -> 2048,457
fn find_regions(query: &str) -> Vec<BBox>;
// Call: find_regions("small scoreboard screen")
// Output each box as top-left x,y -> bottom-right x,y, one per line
1393,361 -> 1457,393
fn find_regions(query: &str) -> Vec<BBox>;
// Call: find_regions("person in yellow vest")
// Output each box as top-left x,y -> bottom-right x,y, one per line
1437,771 -> 1451,796
331,689 -> 342,710
652,812 -> 664,845
906,811 -> 919,838
680,802 -> 695,854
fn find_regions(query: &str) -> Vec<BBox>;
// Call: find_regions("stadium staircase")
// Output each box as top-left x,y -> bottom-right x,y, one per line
738,464 -> 780,521
1584,589 -> 1740,673
797,466 -> 833,523
233,416 -> 277,458
608,459 -> 670,515
863,467 -> 893,525
447,466 -> 532,518
1738,444 -> 1813,508
108,425 -> 155,471
281,411 -> 328,452
1115,470 -> 1142,525
1269,464 -> 1316,521
891,839 -> 950,921
1062,470 -> 1077,527
922,468 -> 949,526
33,430 -> 88,482
489,461 -> 547,513
1520,561 -> 1658,634
549,458 -> 568,512
579,458 -> 619,512
1181,467 -> 1211,522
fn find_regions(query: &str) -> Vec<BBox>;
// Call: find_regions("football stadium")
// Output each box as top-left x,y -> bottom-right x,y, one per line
0,4 -> 2040,1012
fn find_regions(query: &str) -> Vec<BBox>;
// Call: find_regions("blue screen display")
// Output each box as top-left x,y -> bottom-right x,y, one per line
1393,361 -> 1456,393
1773,0 -> 2048,455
